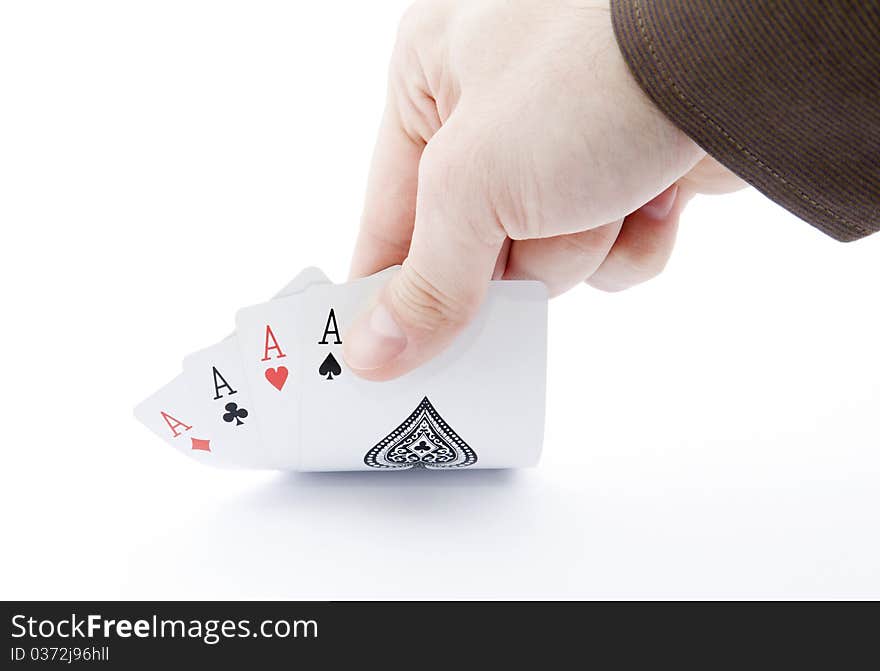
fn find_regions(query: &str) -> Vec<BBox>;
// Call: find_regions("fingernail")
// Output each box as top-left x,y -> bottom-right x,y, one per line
640,184 -> 678,220
344,303 -> 407,371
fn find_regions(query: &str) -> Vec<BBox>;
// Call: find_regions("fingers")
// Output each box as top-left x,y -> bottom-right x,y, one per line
344,131 -> 505,381
349,101 -> 426,279
501,220 -> 623,296
498,185 -> 683,295
586,185 -> 687,292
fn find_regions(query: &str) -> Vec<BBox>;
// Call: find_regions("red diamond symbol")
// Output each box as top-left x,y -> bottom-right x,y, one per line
190,438 -> 211,452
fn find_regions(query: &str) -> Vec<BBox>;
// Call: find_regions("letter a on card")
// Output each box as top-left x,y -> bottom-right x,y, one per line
134,375 -> 215,459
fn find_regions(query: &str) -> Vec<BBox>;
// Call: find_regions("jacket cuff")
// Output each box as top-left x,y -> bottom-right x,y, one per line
611,0 -> 879,241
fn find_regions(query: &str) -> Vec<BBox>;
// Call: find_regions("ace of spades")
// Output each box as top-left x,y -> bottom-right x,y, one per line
317,309 -> 343,381
295,270 -> 548,471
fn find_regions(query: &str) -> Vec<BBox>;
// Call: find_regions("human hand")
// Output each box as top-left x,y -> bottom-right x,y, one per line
345,0 -> 744,381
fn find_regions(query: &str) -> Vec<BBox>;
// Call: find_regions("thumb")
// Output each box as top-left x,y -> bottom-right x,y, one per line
343,132 -> 504,381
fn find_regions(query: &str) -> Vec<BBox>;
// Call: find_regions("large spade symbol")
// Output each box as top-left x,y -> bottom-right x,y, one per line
364,397 -> 477,469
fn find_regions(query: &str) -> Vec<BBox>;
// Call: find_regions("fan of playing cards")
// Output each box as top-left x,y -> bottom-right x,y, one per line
136,267 -> 549,471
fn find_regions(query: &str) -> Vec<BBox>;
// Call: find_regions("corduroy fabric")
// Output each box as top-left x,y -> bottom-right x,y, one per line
611,0 -> 879,241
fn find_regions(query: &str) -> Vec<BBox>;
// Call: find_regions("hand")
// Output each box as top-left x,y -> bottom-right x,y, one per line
345,0 -> 744,381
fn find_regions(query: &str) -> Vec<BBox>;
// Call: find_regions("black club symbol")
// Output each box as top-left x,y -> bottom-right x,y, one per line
223,402 -> 248,426
414,440 -> 431,452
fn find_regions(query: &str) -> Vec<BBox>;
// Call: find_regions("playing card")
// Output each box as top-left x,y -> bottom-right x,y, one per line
234,268 -> 396,469
296,272 -> 547,470
181,267 -> 330,468
133,374 -> 216,464
272,267 -> 332,309
236,268 -> 548,471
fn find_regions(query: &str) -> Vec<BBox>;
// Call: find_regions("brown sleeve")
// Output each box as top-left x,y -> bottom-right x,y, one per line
611,0 -> 880,242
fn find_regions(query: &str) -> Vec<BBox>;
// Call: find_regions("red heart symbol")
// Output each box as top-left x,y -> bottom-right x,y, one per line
265,366 -> 289,391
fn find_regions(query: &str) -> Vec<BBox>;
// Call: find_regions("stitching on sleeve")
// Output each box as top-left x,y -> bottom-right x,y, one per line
631,0 -> 868,236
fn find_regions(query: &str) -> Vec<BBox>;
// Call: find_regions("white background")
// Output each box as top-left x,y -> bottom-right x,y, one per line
1,1 -> 877,599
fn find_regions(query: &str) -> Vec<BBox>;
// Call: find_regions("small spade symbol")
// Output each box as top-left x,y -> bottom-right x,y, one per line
318,352 -> 342,380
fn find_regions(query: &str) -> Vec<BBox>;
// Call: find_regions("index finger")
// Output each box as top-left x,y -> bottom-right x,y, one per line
350,101 -> 426,279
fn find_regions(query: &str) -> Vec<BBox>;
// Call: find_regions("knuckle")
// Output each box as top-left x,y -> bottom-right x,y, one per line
557,226 -> 617,260
391,3 -> 438,100
357,223 -> 412,258
396,3 -> 421,42
588,231 -> 676,293
396,1 -> 439,45
616,243 -> 672,284
417,139 -> 453,191
390,265 -> 479,333
418,133 -> 507,246
499,207 -> 542,241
